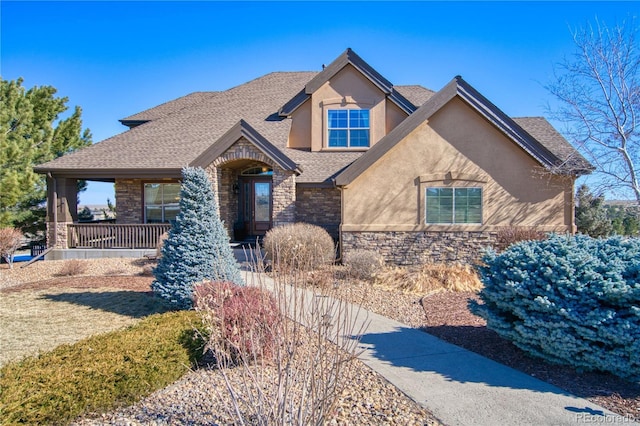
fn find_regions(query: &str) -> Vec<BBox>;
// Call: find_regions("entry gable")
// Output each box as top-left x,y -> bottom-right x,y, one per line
335,76 -> 592,186
191,119 -> 301,174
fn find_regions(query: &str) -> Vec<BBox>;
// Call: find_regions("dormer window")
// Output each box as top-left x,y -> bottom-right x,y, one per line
328,109 -> 370,148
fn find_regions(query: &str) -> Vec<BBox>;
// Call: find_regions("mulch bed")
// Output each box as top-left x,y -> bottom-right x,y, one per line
420,292 -> 640,419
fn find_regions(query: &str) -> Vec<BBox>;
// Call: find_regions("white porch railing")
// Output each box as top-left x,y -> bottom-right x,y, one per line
67,224 -> 171,249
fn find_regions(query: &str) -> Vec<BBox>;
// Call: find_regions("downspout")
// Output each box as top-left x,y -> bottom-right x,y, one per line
48,173 -> 57,247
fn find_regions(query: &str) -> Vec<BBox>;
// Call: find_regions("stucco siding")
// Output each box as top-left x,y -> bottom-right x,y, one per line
310,64 -> 386,152
341,97 -> 573,232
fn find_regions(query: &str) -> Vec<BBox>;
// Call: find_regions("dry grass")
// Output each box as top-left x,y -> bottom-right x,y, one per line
375,263 -> 483,295
0,286 -> 170,366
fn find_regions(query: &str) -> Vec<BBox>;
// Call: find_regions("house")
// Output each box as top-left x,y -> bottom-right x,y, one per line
34,48 -> 592,264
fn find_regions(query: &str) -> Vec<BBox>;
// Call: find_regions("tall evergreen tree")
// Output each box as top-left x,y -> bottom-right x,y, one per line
575,184 -> 612,237
152,167 -> 243,309
0,77 -> 92,234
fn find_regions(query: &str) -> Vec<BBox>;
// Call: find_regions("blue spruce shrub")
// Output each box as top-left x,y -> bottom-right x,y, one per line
470,234 -> 640,380
152,167 -> 244,309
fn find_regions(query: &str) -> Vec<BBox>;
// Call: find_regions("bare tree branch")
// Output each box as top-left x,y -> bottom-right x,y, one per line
547,17 -> 640,204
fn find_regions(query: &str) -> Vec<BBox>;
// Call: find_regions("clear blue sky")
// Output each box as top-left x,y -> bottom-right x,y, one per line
2,1 -> 638,204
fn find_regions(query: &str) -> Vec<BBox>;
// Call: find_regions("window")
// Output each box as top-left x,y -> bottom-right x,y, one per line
327,109 -> 370,148
426,187 -> 482,224
144,183 -> 180,223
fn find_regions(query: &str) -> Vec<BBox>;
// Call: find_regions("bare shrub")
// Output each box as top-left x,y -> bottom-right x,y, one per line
156,232 -> 168,259
495,226 -> 547,252
57,259 -> 89,276
194,280 -> 281,364
262,223 -> 335,271
343,249 -> 385,281
140,265 -> 155,277
376,262 -> 483,295
201,244 -> 368,425
0,227 -> 23,269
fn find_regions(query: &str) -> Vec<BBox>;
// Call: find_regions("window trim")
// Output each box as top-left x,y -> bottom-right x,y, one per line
143,182 -> 181,224
327,108 -> 371,148
425,187 -> 483,225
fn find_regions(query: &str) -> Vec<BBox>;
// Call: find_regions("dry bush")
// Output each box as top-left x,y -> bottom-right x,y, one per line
194,280 -> 281,365
343,249 -> 385,281
140,265 -> 155,277
57,259 -> 89,276
376,262 -> 482,295
0,227 -> 23,269
156,232 -> 168,258
495,226 -> 547,252
262,223 -> 335,271
202,244 -> 368,425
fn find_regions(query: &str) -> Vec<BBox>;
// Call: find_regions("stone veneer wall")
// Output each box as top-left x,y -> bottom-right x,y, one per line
296,187 -> 341,238
47,222 -> 70,248
115,178 -> 143,224
208,138 -> 297,235
272,170 -> 296,227
341,231 -> 498,265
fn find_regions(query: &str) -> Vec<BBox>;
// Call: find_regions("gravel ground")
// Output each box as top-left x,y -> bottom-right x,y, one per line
3,258 -> 638,423
1,259 -> 441,426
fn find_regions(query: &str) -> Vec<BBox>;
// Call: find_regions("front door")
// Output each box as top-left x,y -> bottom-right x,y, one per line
239,177 -> 272,238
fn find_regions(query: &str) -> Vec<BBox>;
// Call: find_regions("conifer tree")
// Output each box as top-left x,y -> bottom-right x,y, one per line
152,167 -> 243,309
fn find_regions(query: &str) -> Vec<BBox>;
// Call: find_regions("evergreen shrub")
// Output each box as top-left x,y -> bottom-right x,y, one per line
193,280 -> 281,364
152,167 -> 243,309
470,234 -> 640,380
262,223 -> 335,270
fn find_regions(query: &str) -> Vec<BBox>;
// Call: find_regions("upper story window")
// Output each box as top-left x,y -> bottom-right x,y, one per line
144,183 -> 180,223
426,187 -> 482,224
327,109 -> 370,148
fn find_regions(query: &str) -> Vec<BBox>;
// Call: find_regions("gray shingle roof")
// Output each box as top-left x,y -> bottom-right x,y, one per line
120,92 -> 217,125
35,56 -> 589,185
513,117 -> 593,173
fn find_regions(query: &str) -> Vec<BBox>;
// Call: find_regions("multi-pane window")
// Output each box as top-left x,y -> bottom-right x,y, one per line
426,187 -> 482,224
144,183 -> 180,223
327,109 -> 370,148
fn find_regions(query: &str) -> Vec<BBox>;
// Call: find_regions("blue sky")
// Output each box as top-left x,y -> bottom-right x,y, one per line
2,1 -> 638,204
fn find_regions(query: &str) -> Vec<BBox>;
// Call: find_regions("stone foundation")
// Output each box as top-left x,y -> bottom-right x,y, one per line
341,230 -> 498,265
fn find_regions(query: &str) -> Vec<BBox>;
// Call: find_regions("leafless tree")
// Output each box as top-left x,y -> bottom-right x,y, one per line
547,18 -> 640,204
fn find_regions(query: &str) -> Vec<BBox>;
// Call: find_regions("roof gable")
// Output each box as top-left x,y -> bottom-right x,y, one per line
279,48 -> 417,116
335,76 -> 592,186
191,119 -> 301,174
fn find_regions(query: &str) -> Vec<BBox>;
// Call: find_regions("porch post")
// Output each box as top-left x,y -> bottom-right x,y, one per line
46,175 -> 78,248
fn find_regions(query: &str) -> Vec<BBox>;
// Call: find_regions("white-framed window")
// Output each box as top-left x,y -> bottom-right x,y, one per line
327,109 -> 370,148
144,183 -> 180,223
426,187 -> 482,224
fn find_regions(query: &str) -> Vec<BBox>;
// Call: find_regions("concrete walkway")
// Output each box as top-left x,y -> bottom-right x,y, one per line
235,257 -> 635,426
355,308 -> 631,425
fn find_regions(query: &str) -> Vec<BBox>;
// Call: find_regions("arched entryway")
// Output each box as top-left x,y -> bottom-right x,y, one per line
236,165 -> 273,240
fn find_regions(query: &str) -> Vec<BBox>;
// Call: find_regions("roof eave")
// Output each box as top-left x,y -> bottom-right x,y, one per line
190,119 -> 302,174
33,167 -> 183,180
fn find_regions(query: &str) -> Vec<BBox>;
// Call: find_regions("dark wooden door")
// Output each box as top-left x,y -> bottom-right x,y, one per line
239,177 -> 272,237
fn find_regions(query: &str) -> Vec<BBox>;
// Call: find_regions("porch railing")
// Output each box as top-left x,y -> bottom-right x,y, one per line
67,224 -> 171,249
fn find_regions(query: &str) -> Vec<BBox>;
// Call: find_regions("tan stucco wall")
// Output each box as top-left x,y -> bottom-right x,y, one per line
385,100 -> 407,134
289,64 -> 409,151
341,97 -> 575,232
